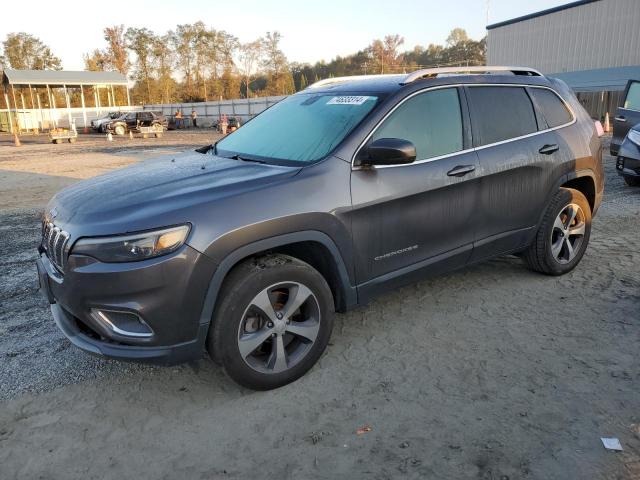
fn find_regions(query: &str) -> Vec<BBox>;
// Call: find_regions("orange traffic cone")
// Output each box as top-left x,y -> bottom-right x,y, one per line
13,131 -> 21,147
604,112 -> 610,133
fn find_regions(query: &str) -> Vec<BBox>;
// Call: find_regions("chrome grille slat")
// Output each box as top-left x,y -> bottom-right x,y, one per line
42,220 -> 69,273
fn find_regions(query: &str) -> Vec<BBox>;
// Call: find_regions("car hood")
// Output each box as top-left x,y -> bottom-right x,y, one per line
48,150 -> 301,231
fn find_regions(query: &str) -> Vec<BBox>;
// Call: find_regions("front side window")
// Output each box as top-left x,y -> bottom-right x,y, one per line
529,88 -> 573,128
624,81 -> 640,111
216,93 -> 379,164
467,86 -> 538,146
371,88 -> 463,160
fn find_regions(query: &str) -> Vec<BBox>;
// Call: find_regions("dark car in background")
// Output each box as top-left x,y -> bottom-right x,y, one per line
91,112 -> 121,132
106,111 -> 168,135
38,66 -> 603,390
611,79 -> 640,156
615,123 -> 640,186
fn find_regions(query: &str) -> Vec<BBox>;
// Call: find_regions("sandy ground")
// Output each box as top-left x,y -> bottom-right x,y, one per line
0,132 -> 639,479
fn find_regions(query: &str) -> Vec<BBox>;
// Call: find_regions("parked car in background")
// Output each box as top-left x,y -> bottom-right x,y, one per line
91,112 -> 121,132
213,116 -> 242,133
38,67 -> 603,390
615,123 -> 640,186
611,79 -> 640,156
106,111 -> 168,136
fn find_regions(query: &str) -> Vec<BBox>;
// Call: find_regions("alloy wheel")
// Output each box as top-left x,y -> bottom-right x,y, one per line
237,282 -> 321,374
550,203 -> 586,264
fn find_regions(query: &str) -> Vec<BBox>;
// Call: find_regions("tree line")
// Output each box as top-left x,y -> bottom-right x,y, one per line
1,27 -> 485,105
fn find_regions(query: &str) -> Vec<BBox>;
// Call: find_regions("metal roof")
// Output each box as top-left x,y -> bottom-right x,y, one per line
2,69 -> 128,86
487,0 -> 602,30
549,66 -> 640,92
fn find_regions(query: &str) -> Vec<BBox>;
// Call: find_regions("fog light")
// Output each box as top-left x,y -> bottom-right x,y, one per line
91,309 -> 153,338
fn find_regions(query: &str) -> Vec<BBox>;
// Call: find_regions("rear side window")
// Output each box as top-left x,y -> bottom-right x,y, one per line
371,88 -> 463,160
467,86 -> 537,146
625,82 -> 640,111
529,88 -> 573,128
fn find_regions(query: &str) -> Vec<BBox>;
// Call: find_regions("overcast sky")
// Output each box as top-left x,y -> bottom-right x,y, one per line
2,0 -> 570,70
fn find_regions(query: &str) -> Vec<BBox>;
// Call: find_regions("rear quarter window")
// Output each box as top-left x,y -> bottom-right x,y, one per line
529,88 -> 573,128
467,86 -> 538,146
624,82 -> 640,111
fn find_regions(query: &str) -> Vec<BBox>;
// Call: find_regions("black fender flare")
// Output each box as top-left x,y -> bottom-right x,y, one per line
197,230 -> 357,329
529,168 -> 598,243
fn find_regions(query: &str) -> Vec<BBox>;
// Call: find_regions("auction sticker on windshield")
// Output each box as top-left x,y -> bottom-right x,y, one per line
327,96 -> 373,105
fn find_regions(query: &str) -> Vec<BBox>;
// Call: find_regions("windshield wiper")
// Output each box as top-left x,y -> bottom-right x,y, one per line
230,154 -> 266,164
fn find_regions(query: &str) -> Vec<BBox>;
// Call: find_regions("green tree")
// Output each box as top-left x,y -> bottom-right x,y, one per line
2,32 -> 62,70
153,34 -> 176,104
126,27 -> 156,103
239,39 -> 263,98
262,31 -> 293,95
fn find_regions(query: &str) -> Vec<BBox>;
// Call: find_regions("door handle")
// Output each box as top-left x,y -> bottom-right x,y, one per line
447,165 -> 476,177
615,116 -> 627,122
538,144 -> 559,155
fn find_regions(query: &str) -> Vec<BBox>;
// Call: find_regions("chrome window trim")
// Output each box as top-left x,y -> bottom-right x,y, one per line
351,83 -> 576,171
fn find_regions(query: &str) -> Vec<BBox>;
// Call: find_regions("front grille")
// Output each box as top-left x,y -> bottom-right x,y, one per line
42,222 -> 70,272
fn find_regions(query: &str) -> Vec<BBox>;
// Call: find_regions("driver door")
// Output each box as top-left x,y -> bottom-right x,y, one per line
350,87 -> 481,297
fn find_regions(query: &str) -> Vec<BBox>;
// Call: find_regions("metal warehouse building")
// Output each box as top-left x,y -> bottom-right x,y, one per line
487,0 -> 640,120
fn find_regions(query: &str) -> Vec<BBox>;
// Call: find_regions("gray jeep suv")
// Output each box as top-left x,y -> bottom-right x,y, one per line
37,67 -> 604,390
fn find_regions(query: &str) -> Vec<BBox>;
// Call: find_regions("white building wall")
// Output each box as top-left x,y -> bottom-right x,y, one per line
487,0 -> 640,74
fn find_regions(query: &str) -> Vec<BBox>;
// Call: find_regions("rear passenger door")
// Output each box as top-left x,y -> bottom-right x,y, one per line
466,85 -> 567,261
612,80 -> 640,155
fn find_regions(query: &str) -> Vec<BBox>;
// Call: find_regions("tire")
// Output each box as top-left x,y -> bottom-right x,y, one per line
523,187 -> 591,276
207,254 -> 335,390
114,124 -> 125,136
623,176 -> 640,187
68,137 -> 76,143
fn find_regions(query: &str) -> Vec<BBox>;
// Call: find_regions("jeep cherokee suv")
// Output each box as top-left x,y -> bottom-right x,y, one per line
37,67 -> 604,390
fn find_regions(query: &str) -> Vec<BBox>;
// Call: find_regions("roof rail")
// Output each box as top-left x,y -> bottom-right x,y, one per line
306,74 -> 400,89
402,66 -> 543,84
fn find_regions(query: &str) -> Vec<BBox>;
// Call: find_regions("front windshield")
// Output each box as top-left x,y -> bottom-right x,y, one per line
216,93 -> 379,164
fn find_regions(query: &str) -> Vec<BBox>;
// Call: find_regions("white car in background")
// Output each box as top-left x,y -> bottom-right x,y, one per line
91,112 -> 122,132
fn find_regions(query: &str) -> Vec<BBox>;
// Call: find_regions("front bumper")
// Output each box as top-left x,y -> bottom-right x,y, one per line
51,303 -> 208,365
616,156 -> 640,178
616,140 -> 640,178
37,244 -> 217,366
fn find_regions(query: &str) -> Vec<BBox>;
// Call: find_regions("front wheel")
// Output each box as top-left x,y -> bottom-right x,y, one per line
523,188 -> 591,275
114,124 -> 125,136
207,255 -> 335,390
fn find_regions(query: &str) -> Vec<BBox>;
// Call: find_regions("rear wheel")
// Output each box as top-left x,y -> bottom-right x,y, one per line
114,124 -> 125,136
523,188 -> 591,275
207,255 -> 334,390
624,176 -> 640,187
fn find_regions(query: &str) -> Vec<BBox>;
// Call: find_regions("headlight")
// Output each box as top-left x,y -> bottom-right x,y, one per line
627,129 -> 640,146
72,225 -> 190,263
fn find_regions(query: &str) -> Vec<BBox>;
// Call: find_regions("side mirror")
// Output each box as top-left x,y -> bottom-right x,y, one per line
360,138 -> 417,166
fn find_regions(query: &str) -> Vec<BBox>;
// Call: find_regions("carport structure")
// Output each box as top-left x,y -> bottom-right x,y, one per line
1,69 -> 130,133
